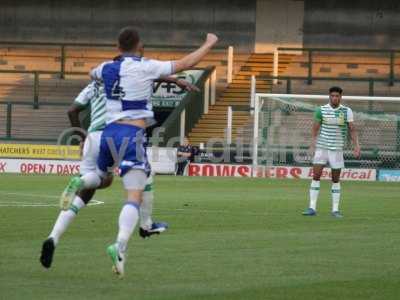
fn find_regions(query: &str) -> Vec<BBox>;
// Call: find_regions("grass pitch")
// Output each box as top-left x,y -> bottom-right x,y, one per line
0,174 -> 399,300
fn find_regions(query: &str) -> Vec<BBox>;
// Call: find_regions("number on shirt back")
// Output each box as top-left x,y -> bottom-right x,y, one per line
111,79 -> 125,100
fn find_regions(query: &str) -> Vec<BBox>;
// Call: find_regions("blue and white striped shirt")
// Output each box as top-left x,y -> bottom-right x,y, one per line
91,55 -> 174,126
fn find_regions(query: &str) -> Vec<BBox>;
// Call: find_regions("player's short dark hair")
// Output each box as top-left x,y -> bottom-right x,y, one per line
118,27 -> 140,52
329,86 -> 343,94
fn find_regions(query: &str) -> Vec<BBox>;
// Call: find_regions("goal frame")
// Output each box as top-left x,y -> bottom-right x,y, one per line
251,93 -> 400,177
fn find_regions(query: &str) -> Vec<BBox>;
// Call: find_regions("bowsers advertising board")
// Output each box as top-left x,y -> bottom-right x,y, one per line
188,163 -> 376,181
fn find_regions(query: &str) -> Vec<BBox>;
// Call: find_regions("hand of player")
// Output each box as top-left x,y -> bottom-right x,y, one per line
353,145 -> 361,159
176,79 -> 200,92
205,33 -> 218,46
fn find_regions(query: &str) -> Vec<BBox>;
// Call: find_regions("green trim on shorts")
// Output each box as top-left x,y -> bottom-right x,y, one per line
144,184 -> 153,192
310,187 -> 320,191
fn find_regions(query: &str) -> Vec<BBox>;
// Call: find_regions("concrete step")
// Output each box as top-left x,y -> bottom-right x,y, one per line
218,98 -> 251,102
198,119 -> 248,125
231,79 -> 272,84
228,83 -> 271,88
204,112 -> 250,118
191,127 -> 226,133
215,102 -> 251,108
188,133 -> 239,140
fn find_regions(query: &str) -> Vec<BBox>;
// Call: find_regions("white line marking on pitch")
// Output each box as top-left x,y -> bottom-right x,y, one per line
0,191 -> 57,199
0,191 -> 104,207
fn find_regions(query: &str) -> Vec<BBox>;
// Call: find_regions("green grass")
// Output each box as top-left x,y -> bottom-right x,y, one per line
0,174 -> 400,300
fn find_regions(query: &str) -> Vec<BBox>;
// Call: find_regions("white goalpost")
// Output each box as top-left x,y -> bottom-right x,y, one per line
251,93 -> 400,177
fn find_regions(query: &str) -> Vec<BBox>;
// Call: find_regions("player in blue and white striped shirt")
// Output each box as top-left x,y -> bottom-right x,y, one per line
39,55 -> 199,269
91,27 -> 218,277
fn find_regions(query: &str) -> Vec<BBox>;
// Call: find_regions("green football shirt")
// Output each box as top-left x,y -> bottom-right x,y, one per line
314,104 -> 354,151
74,82 -> 107,133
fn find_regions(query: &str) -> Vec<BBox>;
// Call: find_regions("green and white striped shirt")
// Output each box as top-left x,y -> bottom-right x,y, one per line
74,81 -> 107,133
314,104 -> 354,151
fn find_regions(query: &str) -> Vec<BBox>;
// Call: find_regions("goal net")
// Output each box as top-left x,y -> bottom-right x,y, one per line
251,93 -> 400,174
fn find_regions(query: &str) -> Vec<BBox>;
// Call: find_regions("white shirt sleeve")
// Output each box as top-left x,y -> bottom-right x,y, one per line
74,82 -> 96,106
90,61 -> 110,81
144,59 -> 175,79
347,107 -> 354,123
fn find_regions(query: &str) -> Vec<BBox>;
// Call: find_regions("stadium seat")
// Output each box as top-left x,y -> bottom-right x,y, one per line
0,46 -> 251,141
188,53 -> 295,145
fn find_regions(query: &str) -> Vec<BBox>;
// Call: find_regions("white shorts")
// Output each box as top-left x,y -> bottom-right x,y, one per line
313,148 -> 344,169
122,169 -> 154,190
80,131 -> 102,175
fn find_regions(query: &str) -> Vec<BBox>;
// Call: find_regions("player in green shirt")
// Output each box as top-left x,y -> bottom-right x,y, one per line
303,86 -> 360,218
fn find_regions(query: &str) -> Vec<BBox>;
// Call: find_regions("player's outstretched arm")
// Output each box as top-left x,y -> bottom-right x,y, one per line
348,122 -> 360,158
173,33 -> 218,73
158,76 -> 200,92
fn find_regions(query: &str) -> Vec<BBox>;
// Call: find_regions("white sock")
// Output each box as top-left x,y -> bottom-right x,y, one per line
117,202 -> 140,253
332,182 -> 341,212
140,191 -> 154,230
49,196 -> 86,245
81,172 -> 101,189
309,180 -> 320,210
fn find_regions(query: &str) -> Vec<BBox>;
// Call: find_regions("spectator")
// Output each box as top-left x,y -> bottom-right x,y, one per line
176,138 -> 198,175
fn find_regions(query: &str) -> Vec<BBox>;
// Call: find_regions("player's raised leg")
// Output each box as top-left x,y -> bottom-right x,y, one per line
40,189 -> 95,268
107,170 -> 145,278
59,88 -> 107,210
139,175 -> 168,238
60,172 -> 102,210
98,123 -> 148,278
40,130 -> 112,269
